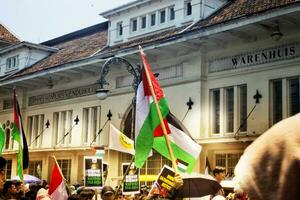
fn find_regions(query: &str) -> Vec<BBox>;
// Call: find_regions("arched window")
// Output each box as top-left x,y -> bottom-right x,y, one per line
120,104 -> 134,140
3,120 -> 13,150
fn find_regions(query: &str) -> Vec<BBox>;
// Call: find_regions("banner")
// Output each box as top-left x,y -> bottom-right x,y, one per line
84,156 -> 103,188
149,165 -> 175,198
122,163 -> 140,195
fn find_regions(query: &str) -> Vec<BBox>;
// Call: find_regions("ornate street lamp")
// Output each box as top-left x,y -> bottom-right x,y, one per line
95,57 -> 141,139
96,57 -> 141,100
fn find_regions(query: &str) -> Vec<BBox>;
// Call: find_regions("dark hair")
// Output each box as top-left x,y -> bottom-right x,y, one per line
80,189 -> 95,199
101,186 -> 115,196
68,194 -> 82,200
213,166 -> 226,176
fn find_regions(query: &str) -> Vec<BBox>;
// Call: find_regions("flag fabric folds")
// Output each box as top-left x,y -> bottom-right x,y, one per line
135,49 -> 171,168
153,118 -> 202,173
109,123 -> 135,155
135,48 -> 201,173
12,89 -> 29,180
49,161 -> 68,200
0,123 -> 5,155
204,157 -> 212,175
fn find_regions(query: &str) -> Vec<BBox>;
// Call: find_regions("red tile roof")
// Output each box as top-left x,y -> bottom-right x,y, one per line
191,0 -> 300,30
0,24 -> 20,44
12,28 -> 107,78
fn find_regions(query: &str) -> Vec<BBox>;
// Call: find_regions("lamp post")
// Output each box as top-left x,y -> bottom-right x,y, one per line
95,57 -> 141,139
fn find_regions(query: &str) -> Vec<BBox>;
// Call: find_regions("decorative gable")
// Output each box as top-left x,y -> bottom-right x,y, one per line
0,42 -> 58,78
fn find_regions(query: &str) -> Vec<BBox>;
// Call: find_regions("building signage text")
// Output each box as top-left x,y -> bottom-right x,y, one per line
28,84 -> 97,106
209,43 -> 299,73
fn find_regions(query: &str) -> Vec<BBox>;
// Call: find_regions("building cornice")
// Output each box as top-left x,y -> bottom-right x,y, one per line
100,0 -> 152,18
0,41 -> 58,55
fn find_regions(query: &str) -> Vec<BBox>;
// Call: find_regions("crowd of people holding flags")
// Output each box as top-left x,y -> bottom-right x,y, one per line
0,47 -> 299,200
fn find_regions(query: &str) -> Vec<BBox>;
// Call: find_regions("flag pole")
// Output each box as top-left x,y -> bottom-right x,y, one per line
51,155 -> 67,182
13,89 -> 24,181
139,46 -> 178,174
115,156 -> 135,197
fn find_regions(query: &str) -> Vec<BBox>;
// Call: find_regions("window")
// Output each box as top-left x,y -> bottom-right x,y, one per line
215,152 -> 242,178
57,159 -> 71,182
288,78 -> 300,116
141,16 -> 147,29
53,110 -> 72,146
169,7 -> 175,20
185,1 -> 192,16
27,114 -> 44,148
225,87 -> 234,133
6,55 -> 19,71
150,13 -> 156,26
131,18 -> 138,32
239,85 -> 247,132
270,77 -> 300,125
4,160 -> 12,179
82,106 -> 101,145
212,90 -> 220,134
272,80 -> 282,124
5,128 -> 11,149
160,10 -> 166,24
28,160 -> 42,179
117,22 -> 123,37
210,85 -> 247,135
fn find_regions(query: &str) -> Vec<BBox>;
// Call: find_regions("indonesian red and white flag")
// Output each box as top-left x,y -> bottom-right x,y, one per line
48,162 -> 68,200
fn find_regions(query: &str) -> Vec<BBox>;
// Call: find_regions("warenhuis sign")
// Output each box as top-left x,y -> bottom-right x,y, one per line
209,43 -> 299,73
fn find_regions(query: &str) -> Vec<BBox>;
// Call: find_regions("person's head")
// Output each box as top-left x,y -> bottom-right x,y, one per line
36,188 -> 51,200
212,195 -> 226,200
79,189 -> 95,199
213,166 -> 226,183
101,186 -> 115,200
0,156 -> 7,189
140,185 -> 149,196
116,190 -> 124,200
67,194 -> 81,200
3,180 -> 20,198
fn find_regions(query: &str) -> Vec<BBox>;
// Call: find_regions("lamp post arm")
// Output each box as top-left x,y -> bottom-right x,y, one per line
98,57 -> 141,92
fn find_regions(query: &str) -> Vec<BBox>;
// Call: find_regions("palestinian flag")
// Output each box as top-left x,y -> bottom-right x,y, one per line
135,48 -> 201,173
12,89 -> 29,180
135,48 -> 171,168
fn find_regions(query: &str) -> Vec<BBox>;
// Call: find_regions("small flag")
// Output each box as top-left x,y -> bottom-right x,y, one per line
109,124 -> 135,155
48,161 -> 68,200
176,159 -> 188,172
12,89 -> 29,180
0,123 -> 5,155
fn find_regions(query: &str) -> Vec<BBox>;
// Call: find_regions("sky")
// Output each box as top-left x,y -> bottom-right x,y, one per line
0,0 -> 133,43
